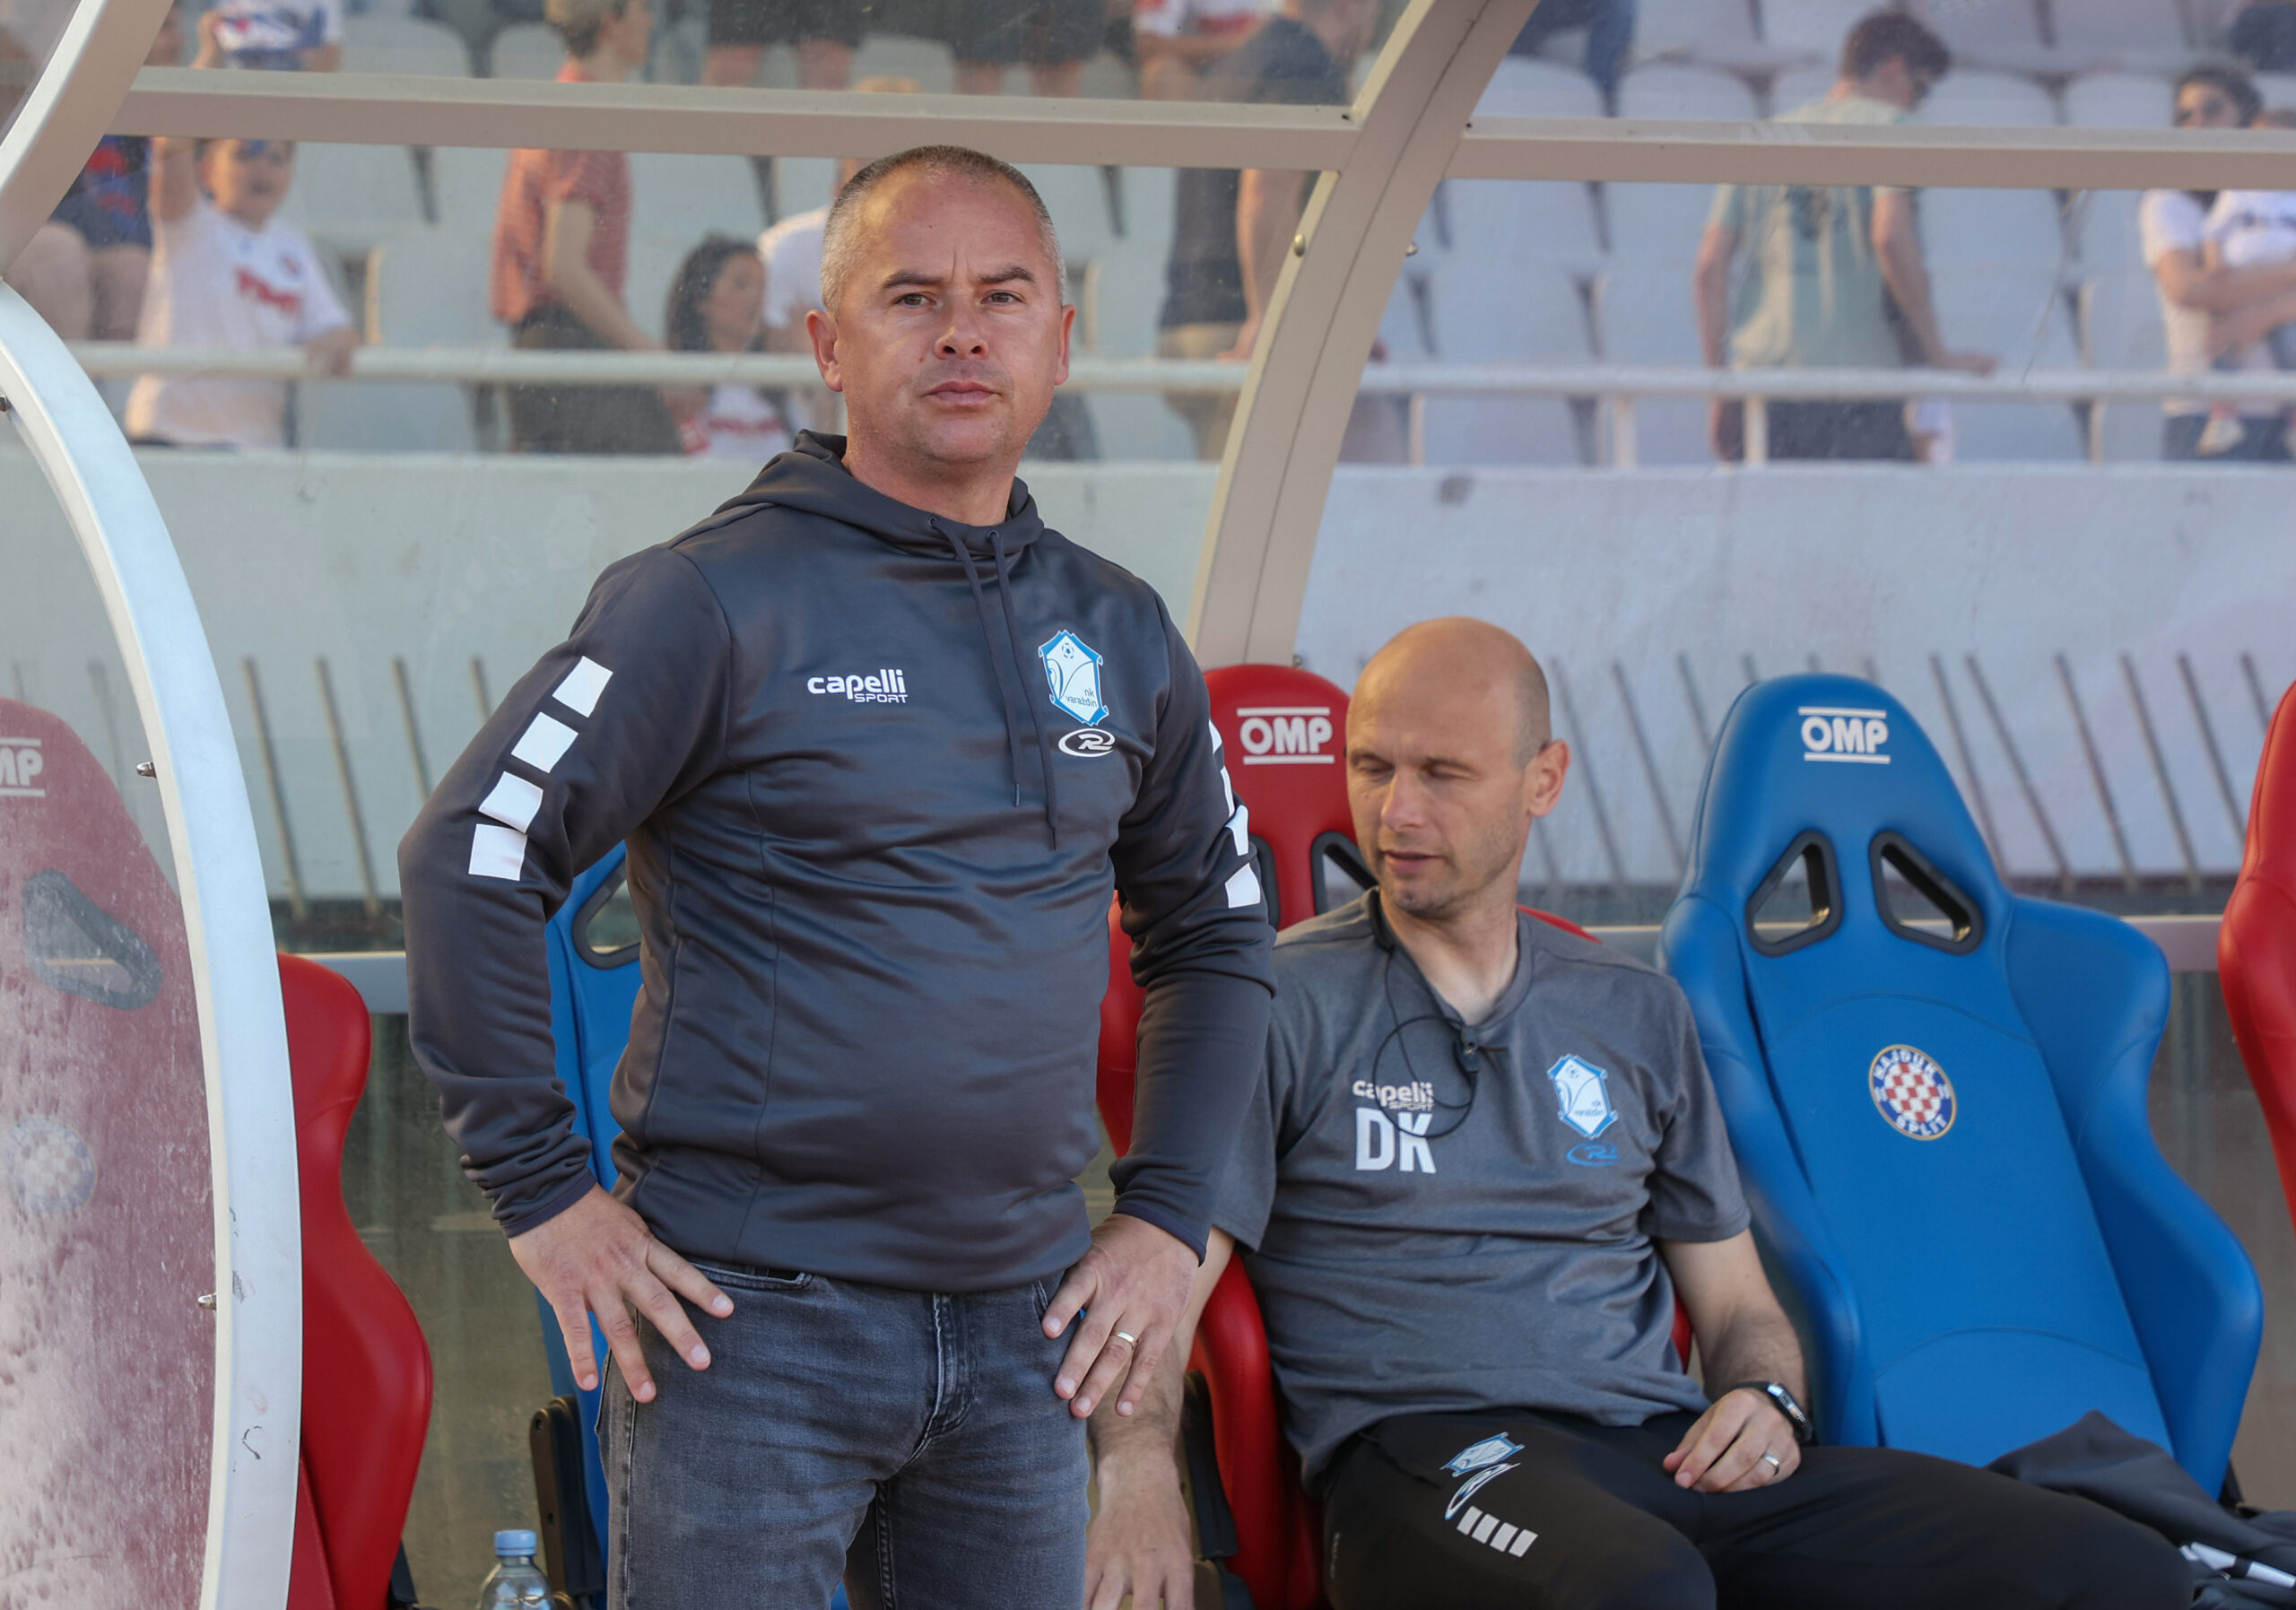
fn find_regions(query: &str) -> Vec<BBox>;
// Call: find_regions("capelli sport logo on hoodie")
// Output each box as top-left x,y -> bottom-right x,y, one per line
808,669 -> 909,704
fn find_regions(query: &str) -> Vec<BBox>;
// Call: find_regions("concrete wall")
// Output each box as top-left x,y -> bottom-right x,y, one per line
9,450 -> 2292,902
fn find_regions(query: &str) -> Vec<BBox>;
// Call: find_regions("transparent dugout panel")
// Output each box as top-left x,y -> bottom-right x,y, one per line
0,424 -> 213,1606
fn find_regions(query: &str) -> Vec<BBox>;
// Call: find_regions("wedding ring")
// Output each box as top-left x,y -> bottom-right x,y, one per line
1111,1330 -> 1138,1347
1759,1452 -> 1783,1473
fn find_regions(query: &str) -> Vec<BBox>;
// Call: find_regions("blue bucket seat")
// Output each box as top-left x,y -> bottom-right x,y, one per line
1659,674 -> 2259,1491
536,844 -> 645,1561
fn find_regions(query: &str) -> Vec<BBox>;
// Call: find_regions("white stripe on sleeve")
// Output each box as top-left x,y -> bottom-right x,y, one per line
478,771 -> 544,833
510,711 -> 578,772
1226,801 -> 1250,857
468,822 -> 528,880
552,657 -> 613,716
1223,864 -> 1261,909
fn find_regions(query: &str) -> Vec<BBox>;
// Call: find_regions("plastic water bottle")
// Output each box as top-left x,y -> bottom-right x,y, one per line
477,1530 -> 550,1609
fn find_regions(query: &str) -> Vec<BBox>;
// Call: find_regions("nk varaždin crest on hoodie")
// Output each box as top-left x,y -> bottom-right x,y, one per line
1040,630 -> 1107,726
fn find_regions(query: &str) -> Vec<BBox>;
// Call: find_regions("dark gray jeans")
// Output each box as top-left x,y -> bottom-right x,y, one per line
599,1263 -> 1088,1609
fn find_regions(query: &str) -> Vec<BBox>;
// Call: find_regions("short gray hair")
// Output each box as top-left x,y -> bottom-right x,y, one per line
819,144 -> 1067,311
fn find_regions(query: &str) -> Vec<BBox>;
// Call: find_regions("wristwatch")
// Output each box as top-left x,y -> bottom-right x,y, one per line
1726,1379 -> 1815,1445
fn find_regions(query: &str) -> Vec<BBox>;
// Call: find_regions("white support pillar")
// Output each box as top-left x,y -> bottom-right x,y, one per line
1186,0 -> 1541,668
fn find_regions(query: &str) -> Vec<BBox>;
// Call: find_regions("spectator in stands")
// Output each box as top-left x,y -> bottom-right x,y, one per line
124,129 -> 358,449
5,2 -> 180,343
2193,117 -> 2296,454
1509,0 -> 1632,108
491,0 -> 683,455
2230,0 -> 2296,74
1157,0 -> 1380,459
666,235 -> 794,462
700,0 -> 855,90
205,0 -> 341,70
2144,65 -> 2296,461
1134,0 -> 1265,100
953,0 -> 1102,97
1693,11 -> 1994,463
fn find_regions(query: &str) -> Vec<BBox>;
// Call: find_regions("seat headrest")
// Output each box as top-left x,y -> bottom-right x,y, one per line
2241,682 -> 2296,889
1681,674 -> 2005,951
1205,664 -> 1354,927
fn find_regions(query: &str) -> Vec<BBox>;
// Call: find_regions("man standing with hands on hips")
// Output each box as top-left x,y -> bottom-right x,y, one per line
399,144 -> 1274,1607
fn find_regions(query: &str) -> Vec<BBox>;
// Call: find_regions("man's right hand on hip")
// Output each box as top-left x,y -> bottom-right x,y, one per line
509,1184 -> 733,1403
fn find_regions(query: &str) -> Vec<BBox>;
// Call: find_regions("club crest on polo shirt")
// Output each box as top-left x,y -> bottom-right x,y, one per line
1547,1054 -> 1617,1139
1441,1433 -> 1522,1477
1039,630 -> 1107,726
1869,1044 -> 1956,1140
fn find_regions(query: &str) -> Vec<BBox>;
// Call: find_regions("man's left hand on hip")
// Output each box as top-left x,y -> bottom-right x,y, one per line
1043,1213 -> 1199,1419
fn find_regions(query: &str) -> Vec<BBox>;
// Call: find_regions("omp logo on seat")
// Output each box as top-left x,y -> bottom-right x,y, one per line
1236,705 -> 1335,765
1798,706 -> 1890,765
0,736 -> 46,797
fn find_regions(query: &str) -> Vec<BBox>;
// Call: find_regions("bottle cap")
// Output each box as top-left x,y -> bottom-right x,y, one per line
494,1529 -> 539,1557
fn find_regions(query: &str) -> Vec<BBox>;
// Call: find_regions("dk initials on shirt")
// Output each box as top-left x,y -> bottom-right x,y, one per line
1355,1107 -> 1436,1173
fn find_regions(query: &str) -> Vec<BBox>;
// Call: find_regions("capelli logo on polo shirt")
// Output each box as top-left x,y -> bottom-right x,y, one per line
808,669 -> 909,704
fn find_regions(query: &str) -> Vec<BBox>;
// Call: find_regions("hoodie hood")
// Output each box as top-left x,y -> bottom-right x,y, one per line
714,431 -> 1046,563
715,431 -> 1061,843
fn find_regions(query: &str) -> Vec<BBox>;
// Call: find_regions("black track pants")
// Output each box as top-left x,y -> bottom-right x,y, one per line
1321,1409 -> 2190,1610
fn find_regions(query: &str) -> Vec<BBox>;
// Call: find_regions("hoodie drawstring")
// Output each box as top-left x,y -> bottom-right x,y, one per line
992,528 -> 1060,847
942,522 -> 1058,846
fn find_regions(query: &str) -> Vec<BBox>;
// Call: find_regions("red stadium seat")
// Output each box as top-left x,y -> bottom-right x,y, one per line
1094,665 -> 1675,1610
281,953 -> 433,1610
2220,682 -> 2296,1247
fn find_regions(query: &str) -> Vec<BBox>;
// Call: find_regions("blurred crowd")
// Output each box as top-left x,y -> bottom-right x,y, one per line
17,0 -> 2296,466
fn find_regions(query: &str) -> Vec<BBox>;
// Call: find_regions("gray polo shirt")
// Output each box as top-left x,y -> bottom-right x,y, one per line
1214,895 -> 1750,1488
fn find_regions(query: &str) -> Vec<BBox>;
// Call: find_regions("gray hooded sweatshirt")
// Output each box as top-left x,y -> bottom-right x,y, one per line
398,434 -> 1274,1292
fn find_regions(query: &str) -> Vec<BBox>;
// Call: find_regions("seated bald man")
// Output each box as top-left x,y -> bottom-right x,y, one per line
1084,618 -> 2187,1610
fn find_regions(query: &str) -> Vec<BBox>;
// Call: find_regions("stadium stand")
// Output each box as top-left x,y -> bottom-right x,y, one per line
427,144 -> 509,237
1921,187 -> 2087,459
2064,69 -> 2176,126
1593,262 -> 1710,464
1913,65 -> 2061,126
1614,59 -> 1761,119
1476,51 -> 1606,116
1631,0 -> 1801,72
274,144 -> 427,249
850,32 -> 959,94
1417,254 -> 1592,464
2051,0 -> 2194,59
486,22 -> 565,80
300,228 -> 499,453
340,15 -> 474,75
1759,0 -> 1879,61
623,153 -> 769,336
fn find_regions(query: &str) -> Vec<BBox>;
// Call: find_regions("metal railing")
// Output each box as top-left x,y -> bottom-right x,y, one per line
74,344 -> 2296,467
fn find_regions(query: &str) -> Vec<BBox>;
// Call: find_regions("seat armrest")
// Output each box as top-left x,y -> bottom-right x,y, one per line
2220,875 -> 2296,1232
2005,898 -> 2263,1493
1660,895 -> 1874,1445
